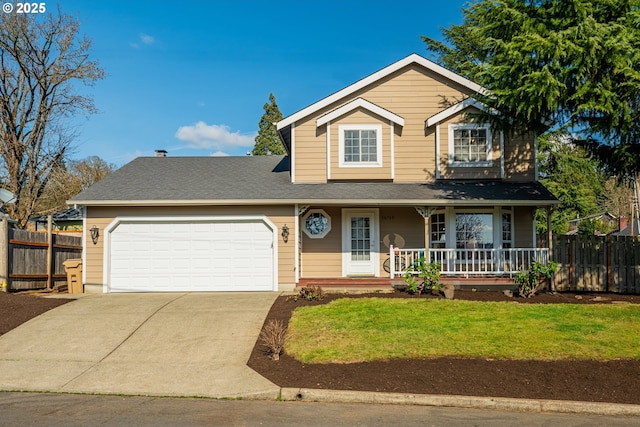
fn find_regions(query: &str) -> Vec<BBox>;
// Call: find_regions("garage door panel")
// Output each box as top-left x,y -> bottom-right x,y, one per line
109,219 -> 275,292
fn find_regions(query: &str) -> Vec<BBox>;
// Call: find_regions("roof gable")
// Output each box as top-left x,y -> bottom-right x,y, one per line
425,98 -> 489,127
277,53 -> 486,130
316,98 -> 404,127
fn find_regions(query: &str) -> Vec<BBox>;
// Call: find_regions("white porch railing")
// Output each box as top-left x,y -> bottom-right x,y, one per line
388,245 -> 550,278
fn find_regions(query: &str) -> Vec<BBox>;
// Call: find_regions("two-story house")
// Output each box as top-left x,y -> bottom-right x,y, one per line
71,54 -> 558,293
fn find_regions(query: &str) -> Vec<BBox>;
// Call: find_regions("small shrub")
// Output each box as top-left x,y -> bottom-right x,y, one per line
259,319 -> 288,361
514,261 -> 558,298
402,258 -> 442,295
288,285 -> 325,302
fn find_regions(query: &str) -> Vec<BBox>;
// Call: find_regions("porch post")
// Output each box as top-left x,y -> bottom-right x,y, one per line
415,207 -> 436,261
424,217 -> 430,257
546,206 -> 554,292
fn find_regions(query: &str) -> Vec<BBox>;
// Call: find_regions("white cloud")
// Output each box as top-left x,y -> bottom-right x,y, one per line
130,33 -> 156,49
210,151 -> 230,157
175,122 -> 256,150
140,33 -> 155,45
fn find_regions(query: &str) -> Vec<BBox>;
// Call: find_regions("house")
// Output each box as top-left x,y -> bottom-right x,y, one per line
613,216 -> 640,237
30,207 -> 84,231
70,53 -> 558,293
566,212 -> 618,236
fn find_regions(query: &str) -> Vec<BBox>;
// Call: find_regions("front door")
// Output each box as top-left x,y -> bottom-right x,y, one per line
342,209 -> 379,276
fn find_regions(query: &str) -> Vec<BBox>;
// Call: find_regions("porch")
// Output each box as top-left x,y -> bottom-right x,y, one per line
388,245 -> 549,278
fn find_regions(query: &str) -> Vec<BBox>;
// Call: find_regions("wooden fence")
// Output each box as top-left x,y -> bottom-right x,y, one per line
0,217 -> 82,291
548,235 -> 640,294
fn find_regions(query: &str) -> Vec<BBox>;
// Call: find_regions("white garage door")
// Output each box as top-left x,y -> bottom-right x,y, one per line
108,218 -> 275,292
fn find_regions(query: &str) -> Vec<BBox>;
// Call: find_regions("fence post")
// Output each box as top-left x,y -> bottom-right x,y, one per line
568,235 -> 574,291
606,234 -> 612,292
546,207 -> 555,291
0,216 -> 8,291
46,215 -> 53,290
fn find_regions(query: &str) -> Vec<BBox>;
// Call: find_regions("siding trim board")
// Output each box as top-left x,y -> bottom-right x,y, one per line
316,98 -> 405,127
390,121 -> 395,180
291,123 -> 296,183
327,121 -> 331,180
425,98 -> 490,128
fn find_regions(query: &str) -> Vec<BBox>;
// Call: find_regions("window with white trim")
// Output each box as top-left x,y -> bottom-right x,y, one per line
502,212 -> 513,249
455,213 -> 493,250
448,124 -> 492,166
339,124 -> 382,167
430,213 -> 446,249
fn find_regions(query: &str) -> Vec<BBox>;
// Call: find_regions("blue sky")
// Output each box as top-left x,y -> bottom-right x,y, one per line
57,0 -> 468,166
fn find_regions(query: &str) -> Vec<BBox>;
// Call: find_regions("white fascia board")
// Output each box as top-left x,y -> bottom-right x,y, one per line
277,53 -> 486,131
316,98 -> 404,127
425,98 -> 489,127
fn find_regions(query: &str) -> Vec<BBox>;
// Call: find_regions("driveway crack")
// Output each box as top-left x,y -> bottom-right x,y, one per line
60,293 -> 188,389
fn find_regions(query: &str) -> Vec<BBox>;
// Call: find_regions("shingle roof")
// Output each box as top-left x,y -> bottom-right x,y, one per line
69,156 -> 558,206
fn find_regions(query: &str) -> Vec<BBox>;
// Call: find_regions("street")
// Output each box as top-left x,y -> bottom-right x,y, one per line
0,392 -> 636,426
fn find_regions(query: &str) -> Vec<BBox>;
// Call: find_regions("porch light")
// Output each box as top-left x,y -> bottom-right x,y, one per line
90,225 -> 99,244
281,224 -> 289,243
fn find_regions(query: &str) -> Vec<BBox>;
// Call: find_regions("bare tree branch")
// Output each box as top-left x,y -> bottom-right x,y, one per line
0,8 -> 104,227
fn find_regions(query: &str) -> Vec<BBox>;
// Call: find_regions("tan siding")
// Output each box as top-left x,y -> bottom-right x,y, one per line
504,133 -> 536,180
292,65 -> 477,183
293,117 -> 327,183
437,110 -> 502,180
378,207 -> 425,275
328,109 -> 392,181
84,215 -> 112,290
300,206 -> 426,278
514,206 -> 534,247
85,205 -> 296,290
291,63 -> 536,184
301,207 -> 342,277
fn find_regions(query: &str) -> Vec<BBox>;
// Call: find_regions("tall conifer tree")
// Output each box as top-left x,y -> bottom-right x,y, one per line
252,93 -> 285,155
422,0 -> 640,182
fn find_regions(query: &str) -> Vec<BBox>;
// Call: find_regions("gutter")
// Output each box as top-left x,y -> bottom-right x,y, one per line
69,198 -> 560,207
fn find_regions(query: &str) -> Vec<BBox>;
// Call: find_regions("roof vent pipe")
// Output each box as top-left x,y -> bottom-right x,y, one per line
155,149 -> 167,157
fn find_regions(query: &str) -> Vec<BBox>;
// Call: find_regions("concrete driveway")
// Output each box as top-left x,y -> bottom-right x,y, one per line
0,292 -> 281,398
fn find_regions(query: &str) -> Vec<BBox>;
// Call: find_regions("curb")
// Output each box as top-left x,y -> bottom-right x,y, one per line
279,388 -> 640,416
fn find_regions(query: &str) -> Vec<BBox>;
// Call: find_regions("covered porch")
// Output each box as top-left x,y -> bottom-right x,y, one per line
387,246 -> 550,278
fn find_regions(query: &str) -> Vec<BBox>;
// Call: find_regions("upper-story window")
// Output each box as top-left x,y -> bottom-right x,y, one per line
339,124 -> 382,168
448,124 -> 492,167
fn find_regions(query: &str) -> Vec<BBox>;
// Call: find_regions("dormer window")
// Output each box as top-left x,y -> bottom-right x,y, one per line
339,124 -> 382,168
448,124 -> 492,167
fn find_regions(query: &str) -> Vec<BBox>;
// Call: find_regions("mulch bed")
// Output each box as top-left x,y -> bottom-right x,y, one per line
0,291 -> 71,336
247,290 -> 640,405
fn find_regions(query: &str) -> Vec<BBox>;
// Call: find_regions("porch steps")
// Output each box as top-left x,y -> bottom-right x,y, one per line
297,277 -> 517,292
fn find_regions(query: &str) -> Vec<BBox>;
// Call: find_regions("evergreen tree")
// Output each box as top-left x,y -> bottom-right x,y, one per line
252,93 -> 285,156
535,133 -> 605,234
422,0 -> 640,181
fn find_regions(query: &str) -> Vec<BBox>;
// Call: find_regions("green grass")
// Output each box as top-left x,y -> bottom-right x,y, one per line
285,298 -> 640,363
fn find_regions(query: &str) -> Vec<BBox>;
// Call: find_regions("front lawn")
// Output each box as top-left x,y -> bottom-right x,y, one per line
285,298 -> 640,363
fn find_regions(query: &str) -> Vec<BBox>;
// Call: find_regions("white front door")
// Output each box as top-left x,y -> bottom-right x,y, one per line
342,209 -> 379,276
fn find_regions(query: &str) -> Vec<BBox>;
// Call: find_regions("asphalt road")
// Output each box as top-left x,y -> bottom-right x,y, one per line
0,393 -> 637,426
